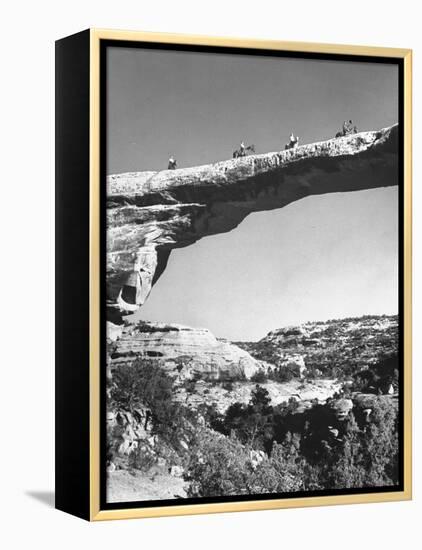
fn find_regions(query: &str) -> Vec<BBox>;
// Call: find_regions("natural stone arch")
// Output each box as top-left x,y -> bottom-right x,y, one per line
106,125 -> 398,314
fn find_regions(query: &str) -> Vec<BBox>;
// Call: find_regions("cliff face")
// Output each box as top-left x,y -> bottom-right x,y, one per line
107,321 -> 262,380
237,314 -> 398,377
107,315 -> 398,384
107,125 -> 398,310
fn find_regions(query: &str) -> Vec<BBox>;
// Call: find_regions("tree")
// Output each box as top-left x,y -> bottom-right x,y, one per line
360,397 -> 399,486
352,353 -> 399,394
109,358 -> 187,447
327,414 -> 367,489
185,430 -> 255,497
250,369 -> 268,383
186,430 -> 309,498
247,385 -> 274,450
221,386 -> 274,451
251,434 -> 307,494
323,398 -> 399,489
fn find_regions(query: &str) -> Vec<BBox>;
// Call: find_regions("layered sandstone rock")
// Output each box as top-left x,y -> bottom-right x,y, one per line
108,321 -> 263,380
106,125 -> 399,310
239,315 -> 399,373
177,379 -> 342,414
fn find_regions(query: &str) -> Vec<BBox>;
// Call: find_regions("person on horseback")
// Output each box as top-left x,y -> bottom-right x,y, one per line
168,156 -> 177,169
349,120 -> 357,133
233,141 -> 255,158
285,133 -> 299,150
289,133 -> 299,147
342,120 -> 357,136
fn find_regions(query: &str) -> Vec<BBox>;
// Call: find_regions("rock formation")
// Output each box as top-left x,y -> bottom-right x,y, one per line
107,321 -> 263,380
237,315 -> 398,376
107,125 -> 399,311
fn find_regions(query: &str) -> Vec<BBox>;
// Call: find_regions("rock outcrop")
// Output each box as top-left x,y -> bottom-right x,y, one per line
177,379 -> 342,414
107,407 -> 152,459
107,125 -> 399,311
237,314 -> 398,376
107,321 -> 263,380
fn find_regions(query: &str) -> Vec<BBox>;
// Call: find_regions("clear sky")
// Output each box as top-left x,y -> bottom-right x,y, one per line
107,46 -> 399,341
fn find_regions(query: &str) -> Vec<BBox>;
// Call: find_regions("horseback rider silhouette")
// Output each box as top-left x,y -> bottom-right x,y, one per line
285,133 -> 299,150
168,156 -> 177,169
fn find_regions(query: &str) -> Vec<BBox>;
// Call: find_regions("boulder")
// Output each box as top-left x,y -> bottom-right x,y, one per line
332,398 -> 354,420
170,465 -> 184,478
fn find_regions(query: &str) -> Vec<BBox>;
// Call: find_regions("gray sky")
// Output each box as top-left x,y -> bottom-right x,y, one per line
107,47 -> 399,341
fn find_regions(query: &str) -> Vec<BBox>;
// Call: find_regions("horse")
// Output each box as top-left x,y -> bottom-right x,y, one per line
335,126 -> 358,138
233,144 -> 255,158
284,137 -> 299,150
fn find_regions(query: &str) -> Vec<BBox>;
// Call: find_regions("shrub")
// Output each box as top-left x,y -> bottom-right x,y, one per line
250,436 -> 307,493
185,430 -> 254,497
351,353 -> 399,394
217,385 -> 274,451
251,369 -> 268,383
359,397 -> 399,486
110,358 -> 187,447
128,443 -> 156,472
313,398 -> 399,489
267,365 -> 297,383
110,358 -> 171,412
185,430 -> 309,498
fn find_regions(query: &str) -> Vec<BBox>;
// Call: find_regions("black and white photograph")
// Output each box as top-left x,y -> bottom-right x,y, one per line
104,42 -> 403,507
2,0 -> 420,542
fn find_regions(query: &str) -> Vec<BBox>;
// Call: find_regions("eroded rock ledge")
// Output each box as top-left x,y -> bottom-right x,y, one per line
107,125 -> 398,310
107,321 -> 262,380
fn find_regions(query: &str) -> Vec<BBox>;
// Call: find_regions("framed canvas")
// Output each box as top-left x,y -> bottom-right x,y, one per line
55,29 -> 412,521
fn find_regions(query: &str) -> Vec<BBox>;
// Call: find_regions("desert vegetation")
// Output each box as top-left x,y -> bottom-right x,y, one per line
237,314 -> 398,380
193,384 -> 399,495
107,335 -> 400,499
